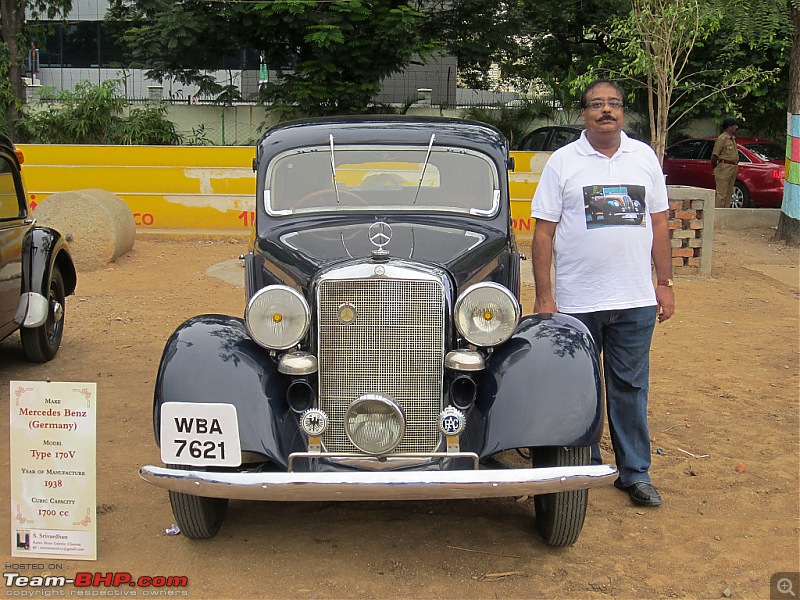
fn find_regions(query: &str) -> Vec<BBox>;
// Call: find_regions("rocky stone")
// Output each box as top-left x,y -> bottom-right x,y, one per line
32,189 -> 136,271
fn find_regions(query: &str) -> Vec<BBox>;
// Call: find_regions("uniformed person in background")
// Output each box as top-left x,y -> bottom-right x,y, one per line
711,118 -> 739,208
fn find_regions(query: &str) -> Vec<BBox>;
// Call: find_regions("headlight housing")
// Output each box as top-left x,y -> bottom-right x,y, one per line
344,394 -> 406,455
454,282 -> 520,347
245,285 -> 310,350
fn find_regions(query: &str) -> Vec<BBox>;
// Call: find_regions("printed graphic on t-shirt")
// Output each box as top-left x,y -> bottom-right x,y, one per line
583,184 -> 646,229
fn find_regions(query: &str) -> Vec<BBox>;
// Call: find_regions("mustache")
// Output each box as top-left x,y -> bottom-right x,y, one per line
597,115 -> 617,122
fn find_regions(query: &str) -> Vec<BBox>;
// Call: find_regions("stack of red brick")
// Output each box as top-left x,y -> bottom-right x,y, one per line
667,198 -> 705,274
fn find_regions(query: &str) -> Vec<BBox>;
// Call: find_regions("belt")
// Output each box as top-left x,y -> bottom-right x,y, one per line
717,159 -> 738,165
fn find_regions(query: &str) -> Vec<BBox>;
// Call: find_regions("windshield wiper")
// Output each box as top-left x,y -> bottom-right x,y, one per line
329,134 -> 341,204
413,133 -> 435,205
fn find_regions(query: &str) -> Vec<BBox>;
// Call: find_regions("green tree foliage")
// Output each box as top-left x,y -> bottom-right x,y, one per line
17,79 -> 182,144
580,0 -> 783,161
673,0 -> 793,139
107,0 -> 435,116
0,0 -> 72,137
418,0 -> 629,91
415,0 -> 519,90
118,104 -> 182,145
425,0 -> 789,145
106,0 -> 247,97
503,0 -> 630,90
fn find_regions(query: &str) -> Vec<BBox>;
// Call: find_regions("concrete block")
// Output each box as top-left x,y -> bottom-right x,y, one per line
714,208 -> 781,230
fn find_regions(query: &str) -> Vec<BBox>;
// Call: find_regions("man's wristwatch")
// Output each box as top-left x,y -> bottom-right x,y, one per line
657,278 -> 674,287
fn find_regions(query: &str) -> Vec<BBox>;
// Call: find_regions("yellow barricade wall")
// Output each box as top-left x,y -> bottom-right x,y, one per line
18,145 -> 546,234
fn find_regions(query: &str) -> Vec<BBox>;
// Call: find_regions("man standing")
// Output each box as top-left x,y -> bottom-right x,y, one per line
530,79 -> 675,507
711,118 -> 740,208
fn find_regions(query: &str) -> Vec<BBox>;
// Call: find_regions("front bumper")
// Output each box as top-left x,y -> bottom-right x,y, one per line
139,464 -> 617,501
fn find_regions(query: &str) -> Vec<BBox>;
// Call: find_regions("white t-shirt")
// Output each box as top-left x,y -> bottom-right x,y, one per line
531,131 -> 669,313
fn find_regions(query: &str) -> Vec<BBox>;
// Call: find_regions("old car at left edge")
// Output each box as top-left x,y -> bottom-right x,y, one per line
0,134 -> 76,361
139,116 -> 617,547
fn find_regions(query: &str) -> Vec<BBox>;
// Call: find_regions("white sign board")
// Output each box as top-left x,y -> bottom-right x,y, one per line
9,381 -> 97,560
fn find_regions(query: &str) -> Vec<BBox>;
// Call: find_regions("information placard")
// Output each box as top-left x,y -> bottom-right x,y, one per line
9,381 -> 97,560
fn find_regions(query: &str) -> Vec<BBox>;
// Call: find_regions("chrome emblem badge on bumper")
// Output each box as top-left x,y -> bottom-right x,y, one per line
438,407 -> 466,436
300,408 -> 329,436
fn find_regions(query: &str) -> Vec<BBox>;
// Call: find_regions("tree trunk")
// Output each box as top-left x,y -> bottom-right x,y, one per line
774,2 -> 799,246
0,0 -> 25,139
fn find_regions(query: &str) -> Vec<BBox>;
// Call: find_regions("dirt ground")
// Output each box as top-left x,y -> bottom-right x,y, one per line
1,226 -> 798,599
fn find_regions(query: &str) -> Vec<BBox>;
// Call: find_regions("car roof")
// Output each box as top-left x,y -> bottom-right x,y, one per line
257,116 -> 508,159
524,125 -> 583,135
669,136 -> 780,146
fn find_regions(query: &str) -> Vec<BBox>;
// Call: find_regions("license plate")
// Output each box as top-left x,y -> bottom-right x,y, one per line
160,402 -> 242,467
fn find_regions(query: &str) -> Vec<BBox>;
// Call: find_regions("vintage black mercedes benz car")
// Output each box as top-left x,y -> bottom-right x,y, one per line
0,134 -> 76,361
140,117 -> 616,546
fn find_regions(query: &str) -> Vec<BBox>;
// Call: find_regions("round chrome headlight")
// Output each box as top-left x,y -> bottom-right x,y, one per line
344,393 -> 406,455
454,282 -> 520,347
245,285 -> 310,350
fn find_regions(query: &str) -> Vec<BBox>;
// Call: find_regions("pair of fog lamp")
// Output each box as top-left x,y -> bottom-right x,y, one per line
299,397 -> 467,456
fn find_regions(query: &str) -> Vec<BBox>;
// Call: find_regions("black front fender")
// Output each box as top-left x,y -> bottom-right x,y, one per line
153,315 -> 298,468
22,227 -> 77,297
473,313 -> 603,457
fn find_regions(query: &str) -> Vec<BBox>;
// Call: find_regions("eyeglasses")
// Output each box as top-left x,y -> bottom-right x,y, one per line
585,99 -> 624,110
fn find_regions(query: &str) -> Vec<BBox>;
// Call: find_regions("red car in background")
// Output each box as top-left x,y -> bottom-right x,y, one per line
662,137 -> 785,208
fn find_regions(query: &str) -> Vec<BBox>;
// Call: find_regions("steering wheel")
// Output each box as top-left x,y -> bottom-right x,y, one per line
295,189 -> 366,208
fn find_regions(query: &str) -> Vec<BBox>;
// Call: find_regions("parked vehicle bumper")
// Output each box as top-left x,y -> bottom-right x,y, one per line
139,464 -> 617,501
751,187 -> 784,208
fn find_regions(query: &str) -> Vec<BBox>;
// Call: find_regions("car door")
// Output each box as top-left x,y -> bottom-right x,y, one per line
0,151 -> 28,337
663,139 -> 711,188
692,141 -> 717,189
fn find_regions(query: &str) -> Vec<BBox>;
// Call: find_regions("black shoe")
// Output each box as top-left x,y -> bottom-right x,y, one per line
614,480 -> 662,507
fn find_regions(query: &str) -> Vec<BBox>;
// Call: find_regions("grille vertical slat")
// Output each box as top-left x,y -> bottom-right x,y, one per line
318,277 -> 445,453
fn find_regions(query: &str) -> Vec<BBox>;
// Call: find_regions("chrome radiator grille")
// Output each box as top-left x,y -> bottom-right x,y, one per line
317,277 -> 445,453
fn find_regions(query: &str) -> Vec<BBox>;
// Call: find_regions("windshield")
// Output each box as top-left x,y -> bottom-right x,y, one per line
744,143 -> 784,162
265,145 -> 500,216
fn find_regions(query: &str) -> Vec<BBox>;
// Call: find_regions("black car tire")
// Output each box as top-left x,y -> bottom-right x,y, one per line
531,446 -> 589,547
21,265 -> 66,362
731,182 -> 751,209
167,466 -> 228,539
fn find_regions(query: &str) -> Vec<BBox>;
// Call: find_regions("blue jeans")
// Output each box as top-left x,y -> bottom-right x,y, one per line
566,306 -> 657,486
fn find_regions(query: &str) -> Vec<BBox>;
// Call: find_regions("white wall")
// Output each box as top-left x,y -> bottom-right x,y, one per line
62,0 -> 109,20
